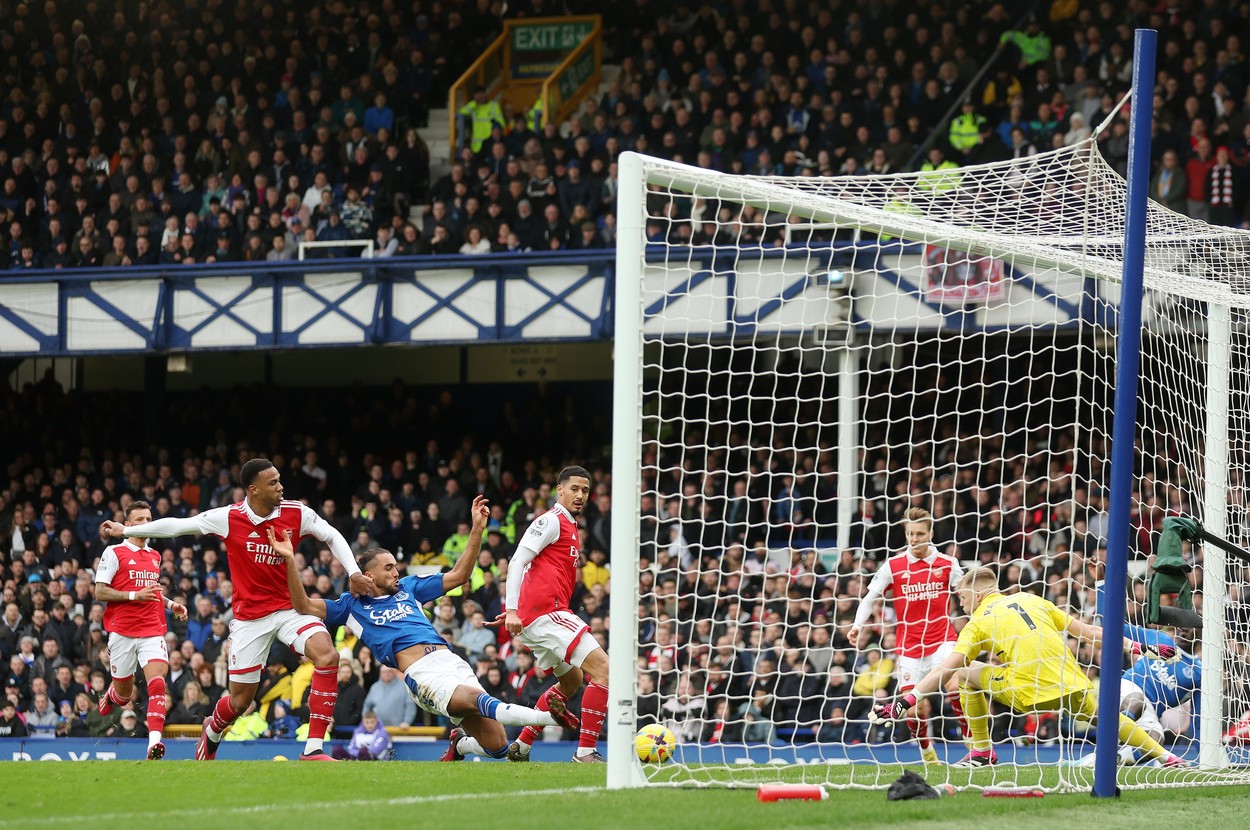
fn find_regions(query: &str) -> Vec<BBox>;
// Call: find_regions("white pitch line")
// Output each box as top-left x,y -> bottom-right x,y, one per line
0,785 -> 605,827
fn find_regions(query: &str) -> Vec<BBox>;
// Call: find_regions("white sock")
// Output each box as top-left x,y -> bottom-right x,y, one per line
304,739 -> 324,754
456,735 -> 486,757
148,730 -> 161,748
1119,745 -> 1137,765
575,746 -> 597,757
205,724 -> 224,741
513,739 -> 532,755
491,702 -> 558,727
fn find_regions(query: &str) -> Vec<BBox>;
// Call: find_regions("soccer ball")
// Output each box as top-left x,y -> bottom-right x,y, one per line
635,724 -> 676,764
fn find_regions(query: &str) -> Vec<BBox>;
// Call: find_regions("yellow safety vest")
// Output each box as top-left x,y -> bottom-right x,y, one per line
918,160 -> 961,192
458,99 -> 503,151
948,113 -> 985,152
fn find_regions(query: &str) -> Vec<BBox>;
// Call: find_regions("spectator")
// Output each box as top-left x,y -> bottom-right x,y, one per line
169,682 -> 212,725
0,699 -> 27,737
114,709 -> 144,739
459,225 -> 492,255
335,710 -> 393,760
268,700 -> 301,739
458,610 -> 496,662
1151,149 -> 1188,215
361,666 -> 415,728
63,692 -> 94,737
25,692 -> 58,736
332,658 -> 366,729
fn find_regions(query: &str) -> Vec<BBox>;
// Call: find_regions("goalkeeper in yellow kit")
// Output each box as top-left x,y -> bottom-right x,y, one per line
871,566 -> 1189,768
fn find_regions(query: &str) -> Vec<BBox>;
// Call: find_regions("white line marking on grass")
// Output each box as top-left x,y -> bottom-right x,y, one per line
0,785 -> 605,827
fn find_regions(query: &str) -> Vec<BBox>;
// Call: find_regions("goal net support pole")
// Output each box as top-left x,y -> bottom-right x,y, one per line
1093,27 -> 1156,799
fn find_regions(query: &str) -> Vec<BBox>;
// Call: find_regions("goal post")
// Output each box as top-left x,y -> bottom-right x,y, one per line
606,150 -> 647,789
608,110 -> 1250,790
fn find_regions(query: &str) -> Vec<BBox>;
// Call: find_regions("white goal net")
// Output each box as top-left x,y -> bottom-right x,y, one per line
605,138 -> 1250,793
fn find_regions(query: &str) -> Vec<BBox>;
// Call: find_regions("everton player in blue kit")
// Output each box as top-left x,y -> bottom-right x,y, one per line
1074,579 -> 1200,766
269,495 -> 565,761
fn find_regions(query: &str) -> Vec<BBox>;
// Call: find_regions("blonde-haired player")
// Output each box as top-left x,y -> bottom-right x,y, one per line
849,507 -> 964,764
870,566 -> 1189,767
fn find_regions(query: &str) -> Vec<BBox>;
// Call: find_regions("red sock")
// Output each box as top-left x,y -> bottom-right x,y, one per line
518,685 -> 567,747
208,694 -> 240,735
308,666 -> 338,741
914,711 -> 930,750
948,691 -> 969,739
108,685 -> 131,706
145,676 -> 167,736
578,682 -> 607,750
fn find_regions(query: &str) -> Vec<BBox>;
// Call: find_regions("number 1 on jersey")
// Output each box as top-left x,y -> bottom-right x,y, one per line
1007,601 -> 1037,630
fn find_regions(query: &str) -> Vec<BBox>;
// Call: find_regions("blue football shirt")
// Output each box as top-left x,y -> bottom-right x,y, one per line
322,574 -> 447,668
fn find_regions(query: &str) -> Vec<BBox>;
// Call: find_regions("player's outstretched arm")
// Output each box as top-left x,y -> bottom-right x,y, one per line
299,504 -> 369,595
443,496 -> 489,594
1066,616 -> 1178,661
849,564 -> 892,646
267,528 -> 327,620
100,511 -> 223,540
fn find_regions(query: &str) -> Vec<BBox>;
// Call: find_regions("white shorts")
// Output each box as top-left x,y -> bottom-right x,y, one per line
228,608 -> 327,684
1120,678 -> 1164,739
403,648 -> 482,723
896,642 -> 955,690
517,610 -> 597,675
108,633 -> 169,679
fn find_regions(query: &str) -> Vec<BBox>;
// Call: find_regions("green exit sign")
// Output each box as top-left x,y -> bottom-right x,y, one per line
512,21 -> 593,52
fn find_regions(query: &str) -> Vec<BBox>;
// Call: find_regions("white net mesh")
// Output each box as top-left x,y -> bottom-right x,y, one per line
615,140 -> 1250,791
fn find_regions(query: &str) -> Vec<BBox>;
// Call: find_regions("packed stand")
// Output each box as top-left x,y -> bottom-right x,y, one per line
0,377 -> 614,740
1,2 -> 1248,271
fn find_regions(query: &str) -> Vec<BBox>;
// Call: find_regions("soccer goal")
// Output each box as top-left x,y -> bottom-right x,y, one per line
605,125 -> 1250,792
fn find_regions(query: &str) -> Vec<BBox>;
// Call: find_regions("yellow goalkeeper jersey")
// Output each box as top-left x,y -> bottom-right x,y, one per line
953,592 -> 1091,708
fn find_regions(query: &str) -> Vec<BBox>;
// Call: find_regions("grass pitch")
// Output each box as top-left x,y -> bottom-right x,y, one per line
2,763 -> 1249,830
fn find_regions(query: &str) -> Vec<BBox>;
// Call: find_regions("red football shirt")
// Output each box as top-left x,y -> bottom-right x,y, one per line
109,498 -> 358,622
860,548 -> 963,659
214,500 -> 305,621
96,541 -> 166,639
515,504 -> 580,626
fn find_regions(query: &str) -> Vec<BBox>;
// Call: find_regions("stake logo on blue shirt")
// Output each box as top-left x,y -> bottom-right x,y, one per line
323,574 -> 447,668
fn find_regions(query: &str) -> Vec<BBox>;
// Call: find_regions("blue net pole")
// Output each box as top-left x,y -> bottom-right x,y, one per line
1093,27 -> 1157,799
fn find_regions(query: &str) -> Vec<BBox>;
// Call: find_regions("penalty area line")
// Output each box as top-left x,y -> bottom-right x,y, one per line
0,785 -> 605,827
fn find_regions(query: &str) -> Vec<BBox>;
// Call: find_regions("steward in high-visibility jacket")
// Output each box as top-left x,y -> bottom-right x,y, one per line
458,86 -> 504,152
527,97 -> 544,132
999,19 -> 1052,67
949,101 -> 987,153
918,148 -> 960,192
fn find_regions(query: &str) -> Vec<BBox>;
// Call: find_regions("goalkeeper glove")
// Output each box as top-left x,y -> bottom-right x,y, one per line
870,693 -> 917,725
1130,641 -> 1178,662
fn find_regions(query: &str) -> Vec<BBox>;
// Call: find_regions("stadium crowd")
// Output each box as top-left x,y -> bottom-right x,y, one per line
0,1 -> 1247,270
0,342 -> 1231,749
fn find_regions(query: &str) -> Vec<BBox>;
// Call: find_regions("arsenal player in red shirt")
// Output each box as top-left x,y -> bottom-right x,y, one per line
94,500 -> 188,760
848,507 -> 965,764
101,458 -> 367,761
497,466 -> 605,763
